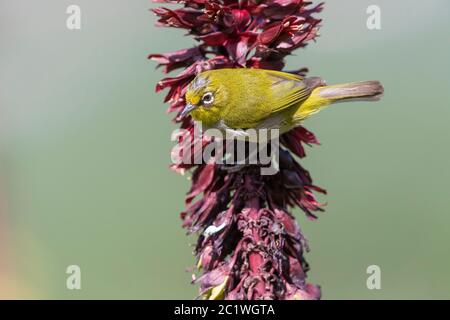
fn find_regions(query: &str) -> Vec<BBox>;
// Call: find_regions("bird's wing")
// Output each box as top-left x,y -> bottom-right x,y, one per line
263,70 -> 323,114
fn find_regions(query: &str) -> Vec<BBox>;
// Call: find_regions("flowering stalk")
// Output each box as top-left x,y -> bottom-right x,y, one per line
150,0 -> 325,300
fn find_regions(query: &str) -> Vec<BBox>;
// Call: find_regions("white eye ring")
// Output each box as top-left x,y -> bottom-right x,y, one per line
201,92 -> 214,105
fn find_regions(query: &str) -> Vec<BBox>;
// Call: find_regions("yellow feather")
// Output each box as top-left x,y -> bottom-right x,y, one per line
183,68 -> 383,133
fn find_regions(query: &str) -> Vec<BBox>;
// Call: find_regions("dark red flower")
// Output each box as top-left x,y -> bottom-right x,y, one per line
150,0 -> 325,300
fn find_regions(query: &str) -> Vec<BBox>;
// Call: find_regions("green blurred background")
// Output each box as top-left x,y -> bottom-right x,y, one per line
1,0 -> 449,299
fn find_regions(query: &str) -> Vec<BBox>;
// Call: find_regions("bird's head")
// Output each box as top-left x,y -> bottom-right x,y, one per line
182,71 -> 227,127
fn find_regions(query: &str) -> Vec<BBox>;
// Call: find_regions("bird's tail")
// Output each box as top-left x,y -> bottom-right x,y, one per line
293,80 -> 384,121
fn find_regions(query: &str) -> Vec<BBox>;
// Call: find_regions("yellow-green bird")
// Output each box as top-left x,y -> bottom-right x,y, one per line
182,68 -> 383,135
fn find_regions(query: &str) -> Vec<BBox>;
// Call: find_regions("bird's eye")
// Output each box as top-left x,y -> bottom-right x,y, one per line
201,92 -> 214,105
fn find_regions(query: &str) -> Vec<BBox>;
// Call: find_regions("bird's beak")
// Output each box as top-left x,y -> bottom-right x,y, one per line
180,103 -> 196,118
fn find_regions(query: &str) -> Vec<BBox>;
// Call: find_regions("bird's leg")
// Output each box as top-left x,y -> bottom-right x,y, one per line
219,139 -> 261,173
220,163 -> 247,173
219,138 -> 248,172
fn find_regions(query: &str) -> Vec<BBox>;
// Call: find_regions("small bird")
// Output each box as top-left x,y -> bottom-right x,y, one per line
182,68 -> 383,136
